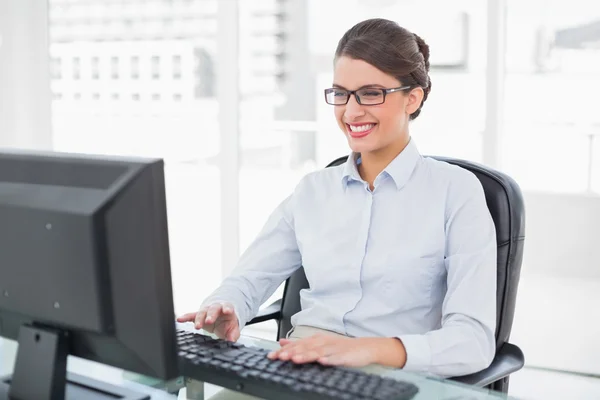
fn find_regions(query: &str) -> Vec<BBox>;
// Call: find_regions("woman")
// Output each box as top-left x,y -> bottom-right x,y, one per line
178,18 -> 497,378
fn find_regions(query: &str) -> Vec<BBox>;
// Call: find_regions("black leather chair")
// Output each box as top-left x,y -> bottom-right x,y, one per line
246,155 -> 526,393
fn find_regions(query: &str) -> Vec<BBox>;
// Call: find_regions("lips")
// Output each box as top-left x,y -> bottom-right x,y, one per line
346,123 -> 377,138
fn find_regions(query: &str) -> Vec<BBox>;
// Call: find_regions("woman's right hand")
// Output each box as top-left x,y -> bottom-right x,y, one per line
177,302 -> 241,342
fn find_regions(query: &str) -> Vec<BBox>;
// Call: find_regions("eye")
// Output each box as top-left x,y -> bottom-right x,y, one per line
360,90 -> 382,98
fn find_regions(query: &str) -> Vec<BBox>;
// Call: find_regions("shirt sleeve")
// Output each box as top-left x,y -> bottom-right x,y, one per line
398,171 -> 497,377
200,191 -> 303,329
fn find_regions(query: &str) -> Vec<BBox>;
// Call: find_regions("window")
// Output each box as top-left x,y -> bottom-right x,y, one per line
172,55 -> 182,79
91,57 -> 100,79
51,57 -> 62,79
503,2 -> 600,194
47,0 -> 222,318
131,56 -> 139,79
501,0 -> 600,379
72,57 -> 80,80
193,48 -> 215,98
151,56 -> 160,79
111,56 -> 119,79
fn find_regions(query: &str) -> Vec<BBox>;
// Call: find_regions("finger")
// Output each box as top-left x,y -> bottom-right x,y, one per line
204,304 -> 224,324
227,325 -> 240,342
292,349 -> 324,364
268,345 -> 295,360
194,309 -> 208,329
268,337 -> 311,359
176,312 -> 198,322
284,336 -> 329,353
222,303 -> 234,315
275,341 -> 304,360
288,337 -> 343,363
267,349 -> 283,359
277,349 -> 294,361
278,340 -> 328,362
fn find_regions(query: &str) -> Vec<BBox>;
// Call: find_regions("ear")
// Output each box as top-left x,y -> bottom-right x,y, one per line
405,87 -> 425,116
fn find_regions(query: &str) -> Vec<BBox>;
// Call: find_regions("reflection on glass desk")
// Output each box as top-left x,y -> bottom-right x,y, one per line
1,330 -> 517,400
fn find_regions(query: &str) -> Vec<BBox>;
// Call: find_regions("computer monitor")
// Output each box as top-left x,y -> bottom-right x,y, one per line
0,149 -> 179,400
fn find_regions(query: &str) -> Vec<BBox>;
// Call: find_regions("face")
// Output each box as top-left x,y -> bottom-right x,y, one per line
331,56 -> 423,156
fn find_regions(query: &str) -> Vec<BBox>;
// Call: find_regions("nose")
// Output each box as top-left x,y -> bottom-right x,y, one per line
344,94 -> 365,120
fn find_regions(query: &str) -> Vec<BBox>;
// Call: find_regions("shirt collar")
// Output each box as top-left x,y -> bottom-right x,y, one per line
341,152 -> 363,186
341,137 -> 421,190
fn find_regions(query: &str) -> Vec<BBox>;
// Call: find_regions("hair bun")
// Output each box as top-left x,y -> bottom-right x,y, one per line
413,33 -> 430,72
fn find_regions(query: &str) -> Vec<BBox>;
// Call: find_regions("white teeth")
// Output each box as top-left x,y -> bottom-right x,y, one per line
349,123 -> 375,132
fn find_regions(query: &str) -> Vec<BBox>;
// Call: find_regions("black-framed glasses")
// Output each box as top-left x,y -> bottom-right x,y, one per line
324,85 -> 412,105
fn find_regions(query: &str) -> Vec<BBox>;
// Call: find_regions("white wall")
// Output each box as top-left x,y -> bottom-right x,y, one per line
511,191 -> 600,375
523,191 -> 600,279
0,0 -> 52,150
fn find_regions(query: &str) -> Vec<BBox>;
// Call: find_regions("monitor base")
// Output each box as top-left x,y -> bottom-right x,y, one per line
1,325 -> 149,400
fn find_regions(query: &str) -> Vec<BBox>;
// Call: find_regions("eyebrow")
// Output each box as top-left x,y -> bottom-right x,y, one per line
332,83 -> 386,90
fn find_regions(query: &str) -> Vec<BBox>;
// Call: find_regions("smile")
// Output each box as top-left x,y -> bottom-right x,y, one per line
346,123 -> 377,138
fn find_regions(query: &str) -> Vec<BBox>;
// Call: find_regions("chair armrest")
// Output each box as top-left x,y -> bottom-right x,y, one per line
246,299 -> 283,326
450,342 -> 524,387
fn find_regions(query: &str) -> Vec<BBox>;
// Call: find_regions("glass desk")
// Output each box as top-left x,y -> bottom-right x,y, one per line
1,328 -> 517,400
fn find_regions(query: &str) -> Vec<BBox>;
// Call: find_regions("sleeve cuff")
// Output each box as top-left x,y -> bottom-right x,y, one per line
397,334 -> 432,373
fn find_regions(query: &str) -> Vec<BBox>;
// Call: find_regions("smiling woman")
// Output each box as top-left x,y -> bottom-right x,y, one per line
180,18 -> 498,379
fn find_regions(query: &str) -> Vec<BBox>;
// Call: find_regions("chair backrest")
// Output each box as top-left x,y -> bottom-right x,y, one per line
278,156 -> 526,351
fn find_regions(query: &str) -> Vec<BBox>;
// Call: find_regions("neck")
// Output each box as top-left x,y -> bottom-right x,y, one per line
358,137 -> 410,188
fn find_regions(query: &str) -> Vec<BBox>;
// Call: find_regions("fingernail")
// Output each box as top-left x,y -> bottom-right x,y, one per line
280,352 -> 288,358
267,352 -> 275,358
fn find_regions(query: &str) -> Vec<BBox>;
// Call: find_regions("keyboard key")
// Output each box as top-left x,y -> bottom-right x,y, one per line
247,370 -> 261,378
192,357 -> 211,365
220,361 -> 232,369
282,378 -> 295,386
215,354 -> 240,363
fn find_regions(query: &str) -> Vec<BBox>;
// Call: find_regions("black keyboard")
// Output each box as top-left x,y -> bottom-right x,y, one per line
176,329 -> 419,400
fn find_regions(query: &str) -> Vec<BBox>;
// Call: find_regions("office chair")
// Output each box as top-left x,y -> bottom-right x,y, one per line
247,155 -> 526,393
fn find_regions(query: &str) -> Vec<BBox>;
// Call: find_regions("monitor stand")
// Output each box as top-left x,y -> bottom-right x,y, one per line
0,324 -> 148,400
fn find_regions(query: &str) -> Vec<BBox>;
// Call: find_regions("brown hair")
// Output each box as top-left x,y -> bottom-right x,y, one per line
335,18 -> 432,120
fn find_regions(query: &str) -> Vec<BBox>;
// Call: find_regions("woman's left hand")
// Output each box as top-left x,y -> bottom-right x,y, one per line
266,333 -> 382,367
